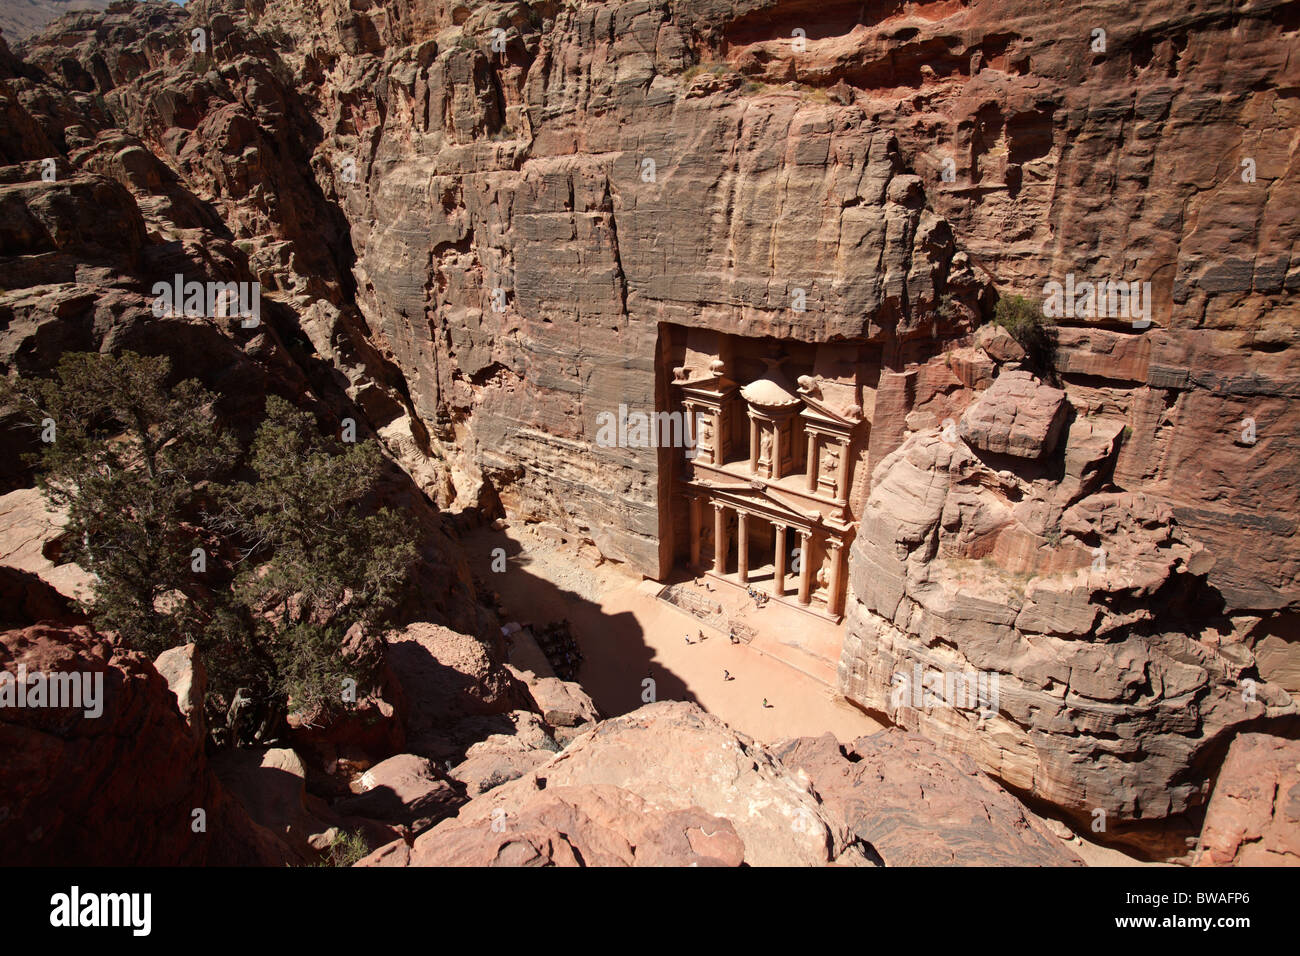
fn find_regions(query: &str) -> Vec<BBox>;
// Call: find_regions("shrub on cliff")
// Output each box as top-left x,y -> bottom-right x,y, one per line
0,351 -> 237,655
213,395 -> 416,716
991,293 -> 1057,382
1,353 -> 417,743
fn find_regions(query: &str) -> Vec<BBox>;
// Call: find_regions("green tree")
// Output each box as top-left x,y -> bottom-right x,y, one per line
2,356 -> 419,744
215,395 -> 417,718
0,351 -> 237,657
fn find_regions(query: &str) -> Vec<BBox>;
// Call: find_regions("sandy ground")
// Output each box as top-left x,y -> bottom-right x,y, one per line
462,519 -> 1166,867
464,521 -> 884,744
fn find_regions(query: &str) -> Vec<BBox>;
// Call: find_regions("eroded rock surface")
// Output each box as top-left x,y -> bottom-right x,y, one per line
1195,733 -> 1300,867
363,701 -> 853,867
3,0 -> 1298,861
0,623 -> 291,865
774,730 -> 1083,866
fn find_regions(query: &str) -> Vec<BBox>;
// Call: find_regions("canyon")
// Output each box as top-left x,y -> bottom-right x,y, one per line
0,0 -> 1298,866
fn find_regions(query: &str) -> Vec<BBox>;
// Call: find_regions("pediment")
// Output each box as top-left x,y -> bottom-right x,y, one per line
693,476 -> 827,526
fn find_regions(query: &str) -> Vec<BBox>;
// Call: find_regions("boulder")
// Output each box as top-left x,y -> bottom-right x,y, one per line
210,746 -> 339,861
335,753 -> 462,832
1195,733 -> 1300,866
974,323 -> 1027,364
385,622 -> 532,759
773,731 -> 1083,866
0,623 -> 290,865
519,671 -> 600,728
959,370 -> 1068,459
153,643 -> 206,743
448,749 -> 555,797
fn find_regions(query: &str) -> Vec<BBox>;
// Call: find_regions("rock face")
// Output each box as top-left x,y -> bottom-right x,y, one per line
1195,733 -> 1300,867
0,1 -> 109,43
3,0 -> 1299,857
0,623 -> 290,865
838,405 -> 1296,852
773,730 -> 1083,866
362,701 -> 855,867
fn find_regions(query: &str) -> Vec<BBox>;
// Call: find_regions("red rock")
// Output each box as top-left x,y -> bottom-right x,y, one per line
0,623 -> 291,865
359,783 -> 748,867
959,370 -> 1068,458
335,753 -> 463,832
774,730 -> 1083,866
1195,733 -> 1300,867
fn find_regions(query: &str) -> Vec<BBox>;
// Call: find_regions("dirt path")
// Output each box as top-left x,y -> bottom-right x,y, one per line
463,521 -> 883,745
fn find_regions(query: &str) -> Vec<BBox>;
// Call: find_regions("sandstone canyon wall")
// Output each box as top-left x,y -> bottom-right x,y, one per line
2,0 -> 1298,854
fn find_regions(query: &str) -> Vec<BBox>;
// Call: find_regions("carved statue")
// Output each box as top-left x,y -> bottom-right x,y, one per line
760,429 -> 772,463
821,443 -> 840,478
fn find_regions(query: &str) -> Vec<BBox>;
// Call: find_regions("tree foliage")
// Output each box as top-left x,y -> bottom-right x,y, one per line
1,353 -> 418,743
992,294 -> 1057,382
1,352 -> 237,656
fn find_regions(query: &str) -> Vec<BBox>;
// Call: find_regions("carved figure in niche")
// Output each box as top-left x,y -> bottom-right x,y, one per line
760,429 -> 772,463
820,443 -> 841,480
698,416 -> 713,444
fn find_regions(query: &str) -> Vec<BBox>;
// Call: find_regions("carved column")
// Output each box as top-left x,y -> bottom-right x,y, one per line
689,496 -> 702,568
773,525 -> 787,596
834,440 -> 850,501
736,512 -> 749,584
772,422 -> 783,480
827,537 -> 844,617
805,432 -> 818,491
749,415 -> 759,474
797,530 -> 813,606
713,503 -> 727,575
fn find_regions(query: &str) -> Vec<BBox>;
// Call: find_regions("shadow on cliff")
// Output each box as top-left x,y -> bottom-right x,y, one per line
459,522 -> 696,717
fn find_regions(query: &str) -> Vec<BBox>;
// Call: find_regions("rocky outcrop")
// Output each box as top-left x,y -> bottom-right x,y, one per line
1195,733 -> 1300,867
335,752 -> 462,833
773,730 -> 1083,866
153,643 -> 206,743
520,672 -> 600,729
838,390 -> 1297,853
384,621 -> 533,760
360,783 -> 750,867
0,623 -> 291,865
958,369 -> 1068,459
362,701 -> 858,867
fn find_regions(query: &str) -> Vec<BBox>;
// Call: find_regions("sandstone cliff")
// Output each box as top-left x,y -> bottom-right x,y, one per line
2,0 -> 1297,856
